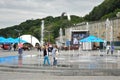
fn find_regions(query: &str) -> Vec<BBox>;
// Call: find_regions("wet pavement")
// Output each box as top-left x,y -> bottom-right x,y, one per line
0,49 -> 120,79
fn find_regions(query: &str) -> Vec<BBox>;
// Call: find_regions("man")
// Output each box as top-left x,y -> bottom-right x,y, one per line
18,43 -> 23,55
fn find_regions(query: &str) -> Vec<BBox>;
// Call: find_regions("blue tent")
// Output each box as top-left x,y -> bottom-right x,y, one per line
14,38 -> 27,43
80,35 -> 105,42
4,37 -> 15,43
0,37 -> 6,43
1,37 -> 27,43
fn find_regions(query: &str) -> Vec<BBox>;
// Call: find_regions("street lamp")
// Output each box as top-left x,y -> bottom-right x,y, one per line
15,29 -> 22,43
44,30 -> 53,43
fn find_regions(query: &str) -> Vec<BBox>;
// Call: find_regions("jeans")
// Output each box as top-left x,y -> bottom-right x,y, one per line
111,51 -> 113,54
107,49 -> 109,54
53,57 -> 57,65
43,55 -> 50,65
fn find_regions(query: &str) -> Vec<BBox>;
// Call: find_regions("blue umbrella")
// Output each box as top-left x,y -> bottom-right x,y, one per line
80,35 -> 105,42
4,37 -> 15,43
14,38 -> 27,43
0,37 -> 6,43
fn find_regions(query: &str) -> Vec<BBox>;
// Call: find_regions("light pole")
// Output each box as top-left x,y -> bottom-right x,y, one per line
44,30 -> 53,43
15,29 -> 21,43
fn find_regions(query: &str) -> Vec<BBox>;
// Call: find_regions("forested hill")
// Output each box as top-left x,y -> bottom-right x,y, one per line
85,0 -> 120,21
0,0 -> 120,43
0,15 -> 84,43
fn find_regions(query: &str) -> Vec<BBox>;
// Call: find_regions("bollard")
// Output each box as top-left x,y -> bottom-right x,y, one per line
118,50 -> 120,57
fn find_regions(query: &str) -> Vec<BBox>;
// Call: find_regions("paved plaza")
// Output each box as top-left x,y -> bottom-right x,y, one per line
0,48 -> 120,80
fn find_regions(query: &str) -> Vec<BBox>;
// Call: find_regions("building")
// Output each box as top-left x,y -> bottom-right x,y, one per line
65,17 -> 120,46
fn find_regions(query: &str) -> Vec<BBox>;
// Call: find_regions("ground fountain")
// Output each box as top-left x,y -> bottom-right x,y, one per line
105,18 -> 113,44
105,18 -> 110,44
105,18 -> 115,69
59,28 -> 63,48
0,49 -> 120,76
41,20 -> 44,46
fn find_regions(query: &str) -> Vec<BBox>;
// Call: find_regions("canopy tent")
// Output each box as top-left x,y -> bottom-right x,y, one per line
0,35 -> 40,47
20,35 -> 40,47
4,37 -> 15,43
0,37 -> 27,43
80,35 -> 105,42
14,38 -> 27,43
80,35 -> 105,50
0,37 -> 6,43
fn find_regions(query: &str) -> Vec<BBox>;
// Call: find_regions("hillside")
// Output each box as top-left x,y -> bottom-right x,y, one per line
84,0 -> 120,21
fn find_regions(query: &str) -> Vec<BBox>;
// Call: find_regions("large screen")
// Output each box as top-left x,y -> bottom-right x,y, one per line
71,31 -> 88,45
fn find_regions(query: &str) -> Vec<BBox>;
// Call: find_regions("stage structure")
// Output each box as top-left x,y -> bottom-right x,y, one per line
67,30 -> 92,50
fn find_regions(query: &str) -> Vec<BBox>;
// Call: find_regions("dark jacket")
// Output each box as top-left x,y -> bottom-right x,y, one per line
43,49 -> 47,56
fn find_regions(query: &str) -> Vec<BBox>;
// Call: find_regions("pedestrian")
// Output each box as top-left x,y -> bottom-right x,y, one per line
52,45 -> 59,66
111,45 -> 114,55
43,45 -> 50,65
18,43 -> 23,55
13,43 -> 17,51
48,44 -> 53,56
106,44 -> 110,54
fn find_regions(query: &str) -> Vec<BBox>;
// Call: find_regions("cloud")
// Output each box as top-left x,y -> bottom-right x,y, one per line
0,0 -> 104,28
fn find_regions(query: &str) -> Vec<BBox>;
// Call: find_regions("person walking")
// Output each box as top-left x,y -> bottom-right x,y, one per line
18,43 -> 23,55
43,45 -> 50,65
106,44 -> 110,54
111,45 -> 114,55
13,43 -> 17,51
52,45 -> 59,66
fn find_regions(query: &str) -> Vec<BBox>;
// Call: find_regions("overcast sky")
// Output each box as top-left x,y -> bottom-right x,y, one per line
0,0 -> 104,29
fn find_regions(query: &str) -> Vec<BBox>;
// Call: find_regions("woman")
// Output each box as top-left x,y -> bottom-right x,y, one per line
43,45 -> 50,65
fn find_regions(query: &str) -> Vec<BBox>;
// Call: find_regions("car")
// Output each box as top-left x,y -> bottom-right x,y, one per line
2,44 -> 11,50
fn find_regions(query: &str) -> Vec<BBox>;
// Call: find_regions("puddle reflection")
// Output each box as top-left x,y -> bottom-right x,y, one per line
18,55 -> 22,67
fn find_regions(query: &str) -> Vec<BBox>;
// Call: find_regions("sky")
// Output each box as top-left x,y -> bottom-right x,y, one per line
0,0 -> 104,29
